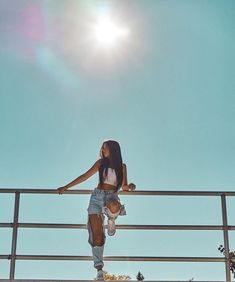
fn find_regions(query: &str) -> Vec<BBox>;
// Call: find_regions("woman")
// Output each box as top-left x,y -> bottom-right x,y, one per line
57,140 -> 136,280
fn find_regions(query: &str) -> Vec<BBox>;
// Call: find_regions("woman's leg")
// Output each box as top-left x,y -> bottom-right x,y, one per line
103,199 -> 121,236
89,214 -> 105,246
88,214 -> 105,271
106,199 -> 121,213
104,194 -> 126,236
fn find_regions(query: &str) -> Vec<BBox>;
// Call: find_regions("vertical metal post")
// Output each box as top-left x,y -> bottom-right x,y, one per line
9,191 -> 20,279
221,194 -> 231,282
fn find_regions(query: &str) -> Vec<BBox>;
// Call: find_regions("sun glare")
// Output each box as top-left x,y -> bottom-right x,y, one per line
93,16 -> 130,48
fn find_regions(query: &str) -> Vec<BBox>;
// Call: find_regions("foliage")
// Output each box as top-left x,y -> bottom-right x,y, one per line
136,271 -> 144,281
218,245 -> 235,278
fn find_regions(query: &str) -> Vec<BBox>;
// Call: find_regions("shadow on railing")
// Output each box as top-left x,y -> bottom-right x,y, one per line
0,188 -> 235,282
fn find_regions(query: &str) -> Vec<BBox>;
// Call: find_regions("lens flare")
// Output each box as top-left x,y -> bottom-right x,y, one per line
93,15 -> 130,48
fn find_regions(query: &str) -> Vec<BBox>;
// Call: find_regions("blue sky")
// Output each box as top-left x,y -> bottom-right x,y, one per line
0,0 -> 235,280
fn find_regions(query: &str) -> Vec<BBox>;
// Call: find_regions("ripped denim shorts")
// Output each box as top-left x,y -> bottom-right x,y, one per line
87,187 -> 126,217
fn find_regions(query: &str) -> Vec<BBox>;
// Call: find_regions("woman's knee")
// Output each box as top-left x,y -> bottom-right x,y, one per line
106,199 -> 120,213
93,235 -> 104,246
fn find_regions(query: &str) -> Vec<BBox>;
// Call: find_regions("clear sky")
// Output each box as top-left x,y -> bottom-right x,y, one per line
0,0 -> 235,280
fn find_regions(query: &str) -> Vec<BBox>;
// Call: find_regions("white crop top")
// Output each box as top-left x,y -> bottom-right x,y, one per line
103,168 -> 117,186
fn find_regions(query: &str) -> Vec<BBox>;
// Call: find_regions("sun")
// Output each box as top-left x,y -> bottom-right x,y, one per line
92,15 -> 130,48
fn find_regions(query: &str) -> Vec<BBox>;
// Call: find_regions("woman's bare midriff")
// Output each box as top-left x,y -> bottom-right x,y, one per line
98,182 -> 116,191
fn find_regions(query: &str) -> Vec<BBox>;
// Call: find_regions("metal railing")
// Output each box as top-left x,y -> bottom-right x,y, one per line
0,188 -> 235,282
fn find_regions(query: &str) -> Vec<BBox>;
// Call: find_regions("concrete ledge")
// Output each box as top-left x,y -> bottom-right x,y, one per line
0,279 -> 229,282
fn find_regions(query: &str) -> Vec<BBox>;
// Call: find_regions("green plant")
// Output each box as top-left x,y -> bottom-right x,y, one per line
218,245 -> 235,278
136,271 -> 144,281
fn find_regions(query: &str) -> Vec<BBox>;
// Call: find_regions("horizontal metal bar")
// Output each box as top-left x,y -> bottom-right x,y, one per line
1,188 -> 235,196
1,222 -> 235,231
1,255 -> 225,262
0,281 -> 90,282
0,223 -> 12,228
0,280 -> 228,282
0,255 -> 10,259
0,189 -> 93,195
0,280 -> 229,282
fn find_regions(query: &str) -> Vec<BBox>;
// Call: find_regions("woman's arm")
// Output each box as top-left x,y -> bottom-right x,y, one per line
121,163 -> 136,191
57,159 -> 101,194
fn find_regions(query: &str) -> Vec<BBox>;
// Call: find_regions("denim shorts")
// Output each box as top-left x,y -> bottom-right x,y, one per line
87,187 -> 120,215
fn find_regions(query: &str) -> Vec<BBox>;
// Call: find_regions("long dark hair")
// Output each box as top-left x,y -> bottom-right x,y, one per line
99,140 -> 123,191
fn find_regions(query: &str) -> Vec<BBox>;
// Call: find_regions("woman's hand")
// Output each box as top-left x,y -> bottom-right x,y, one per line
128,183 -> 136,191
57,186 -> 68,194
122,183 -> 136,191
